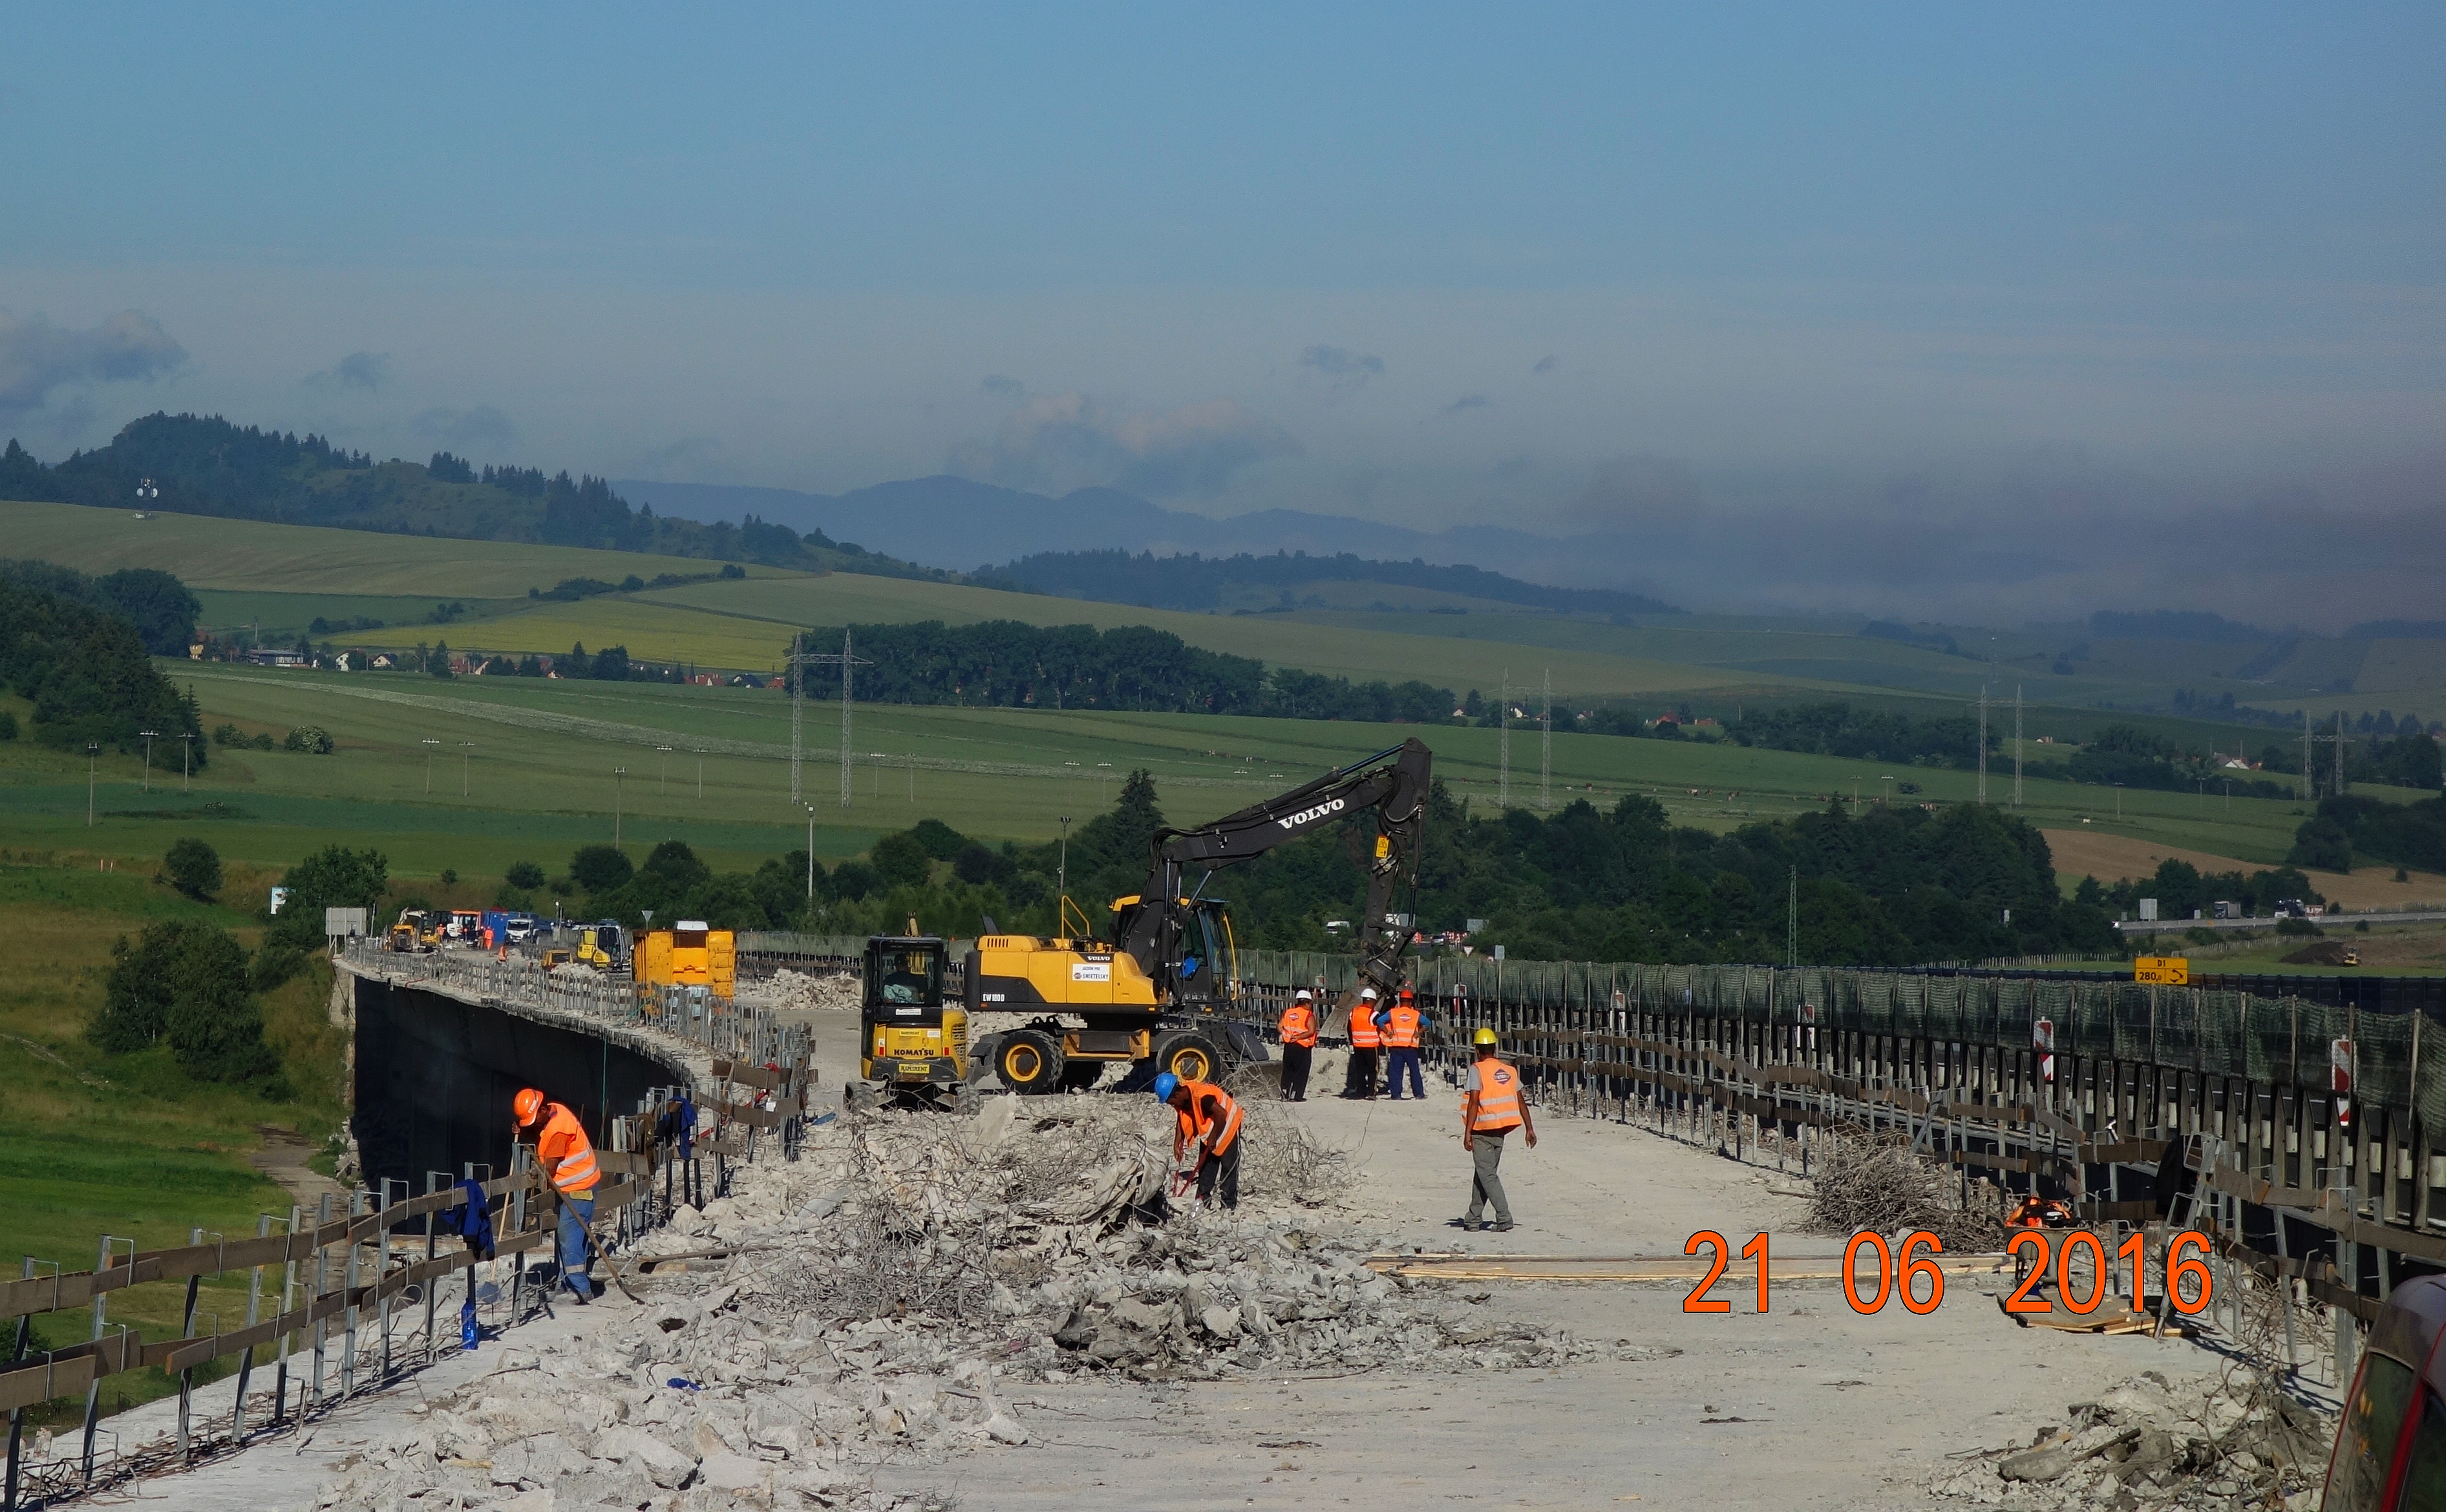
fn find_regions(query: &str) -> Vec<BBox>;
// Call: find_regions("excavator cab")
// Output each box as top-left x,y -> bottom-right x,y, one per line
1109,895 -> 1239,1012
846,935 -> 972,1111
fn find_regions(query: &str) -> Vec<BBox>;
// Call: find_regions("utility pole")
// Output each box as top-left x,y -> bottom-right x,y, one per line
178,732 -> 193,793
421,738 -> 440,793
459,741 -> 474,796
1787,865 -> 1797,967
613,767 -> 626,847
693,749 -> 705,800
138,730 -> 158,792
1498,670 -> 1511,810
86,742 -> 100,826
1057,816 -> 1071,927
2014,685 -> 2024,809
1540,668 -> 1552,812
804,805 -> 817,903
2334,711 -> 2346,797
2302,708 -> 2313,801
657,745 -> 672,794
789,629 -> 871,808
1977,681 -> 1989,804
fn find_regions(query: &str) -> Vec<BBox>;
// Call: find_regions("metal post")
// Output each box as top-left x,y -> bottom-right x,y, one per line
2335,1184 -> 2357,1387
275,1204 -> 299,1425
377,1181 -> 396,1383
5,1258 -> 32,1511
80,1237 -> 115,1486
424,1172 -> 443,1365
342,1189 -> 362,1398
310,1193 -> 332,1409
176,1226 -> 202,1460
232,1213 -> 269,1442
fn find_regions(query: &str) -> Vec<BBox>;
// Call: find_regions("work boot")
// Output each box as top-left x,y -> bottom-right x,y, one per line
1493,1220 -> 1515,1233
1459,1218 -> 1483,1231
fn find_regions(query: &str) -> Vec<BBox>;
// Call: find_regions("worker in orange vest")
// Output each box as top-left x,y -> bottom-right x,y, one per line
1383,988 -> 1425,1101
1342,985 -> 1383,1099
1278,988 -> 1319,1102
1156,1072 -> 1244,1209
1460,1027 -> 1536,1232
514,1087 -> 602,1301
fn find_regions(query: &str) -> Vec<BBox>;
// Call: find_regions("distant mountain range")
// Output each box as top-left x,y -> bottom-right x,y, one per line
613,475 -> 1678,596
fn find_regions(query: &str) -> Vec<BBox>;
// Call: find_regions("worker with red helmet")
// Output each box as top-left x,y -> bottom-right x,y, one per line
513,1087 -> 602,1302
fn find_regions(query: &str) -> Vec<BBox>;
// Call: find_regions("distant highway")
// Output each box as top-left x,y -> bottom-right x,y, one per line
2116,909 -> 2446,933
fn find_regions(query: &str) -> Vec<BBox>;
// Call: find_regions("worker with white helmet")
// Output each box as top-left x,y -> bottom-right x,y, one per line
1277,988 -> 1319,1102
1343,986 -> 1383,1098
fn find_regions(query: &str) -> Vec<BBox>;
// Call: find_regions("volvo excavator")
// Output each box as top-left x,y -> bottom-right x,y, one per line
967,738 -> 1432,1094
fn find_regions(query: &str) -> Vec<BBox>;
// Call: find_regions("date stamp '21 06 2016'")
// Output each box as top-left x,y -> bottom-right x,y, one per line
1679,1229 -> 2217,1317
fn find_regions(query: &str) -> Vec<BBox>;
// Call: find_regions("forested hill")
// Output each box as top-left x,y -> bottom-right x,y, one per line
980,548 -> 1683,618
0,416 -> 950,580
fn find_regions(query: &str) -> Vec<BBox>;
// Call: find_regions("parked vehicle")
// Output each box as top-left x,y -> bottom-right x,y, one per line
2321,1274 -> 2446,1508
505,913 -> 537,944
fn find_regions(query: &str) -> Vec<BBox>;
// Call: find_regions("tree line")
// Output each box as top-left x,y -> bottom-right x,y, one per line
977,547 -> 1683,619
787,621 -> 1458,723
0,574 -> 205,762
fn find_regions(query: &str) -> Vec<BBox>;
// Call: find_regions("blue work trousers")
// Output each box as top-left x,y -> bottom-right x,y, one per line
1385,1047 -> 1425,1099
557,1191 -> 597,1300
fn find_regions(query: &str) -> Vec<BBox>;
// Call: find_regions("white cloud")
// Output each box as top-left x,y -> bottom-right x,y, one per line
948,391 -> 1299,498
0,309 -> 187,414
304,350 -> 390,391
409,403 -> 519,457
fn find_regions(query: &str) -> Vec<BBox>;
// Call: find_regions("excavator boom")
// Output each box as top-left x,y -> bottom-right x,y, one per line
1122,737 -> 1431,1002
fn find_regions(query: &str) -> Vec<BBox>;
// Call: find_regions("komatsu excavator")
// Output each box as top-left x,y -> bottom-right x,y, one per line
968,738 -> 1431,1093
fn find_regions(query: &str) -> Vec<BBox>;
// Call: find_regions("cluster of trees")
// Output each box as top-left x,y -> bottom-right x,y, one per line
789,621 -> 1460,723
2290,793 -> 2446,875
979,548 -> 1683,619
0,558 -> 199,655
1716,701 -> 1987,767
2082,860 -> 2322,921
0,576 -> 205,761
2022,723 -> 2293,798
736,769 -> 2117,968
2264,727 -> 2445,795
0,415 -> 953,581
1207,781 -> 2118,965
90,921 -> 285,1088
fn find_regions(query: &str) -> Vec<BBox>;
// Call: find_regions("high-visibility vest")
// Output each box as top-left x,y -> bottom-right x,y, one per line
1348,1001 -> 1381,1049
1467,1056 -> 1524,1133
536,1102 -> 601,1193
1279,1001 -> 1317,1047
1175,1080 -> 1244,1156
1385,1003 -> 1421,1049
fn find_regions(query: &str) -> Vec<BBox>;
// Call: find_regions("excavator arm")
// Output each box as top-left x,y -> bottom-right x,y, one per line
1119,738 -> 1432,1002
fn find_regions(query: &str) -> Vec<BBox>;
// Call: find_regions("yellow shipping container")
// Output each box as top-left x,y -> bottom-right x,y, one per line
637,922 -> 736,996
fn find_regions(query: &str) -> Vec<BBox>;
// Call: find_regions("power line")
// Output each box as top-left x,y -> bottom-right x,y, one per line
789,629 -> 873,808
1540,668 -> 1552,813
1498,669 -> 1510,810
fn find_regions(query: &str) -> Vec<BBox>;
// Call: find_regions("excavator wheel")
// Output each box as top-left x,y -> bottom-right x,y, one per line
1149,1029 -> 1222,1085
996,1028 -> 1065,1095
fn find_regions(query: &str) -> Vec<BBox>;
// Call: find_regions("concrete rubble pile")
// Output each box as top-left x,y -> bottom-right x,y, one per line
751,969 -> 860,1014
295,1091 -> 1591,1511
1926,1368 -> 2334,1511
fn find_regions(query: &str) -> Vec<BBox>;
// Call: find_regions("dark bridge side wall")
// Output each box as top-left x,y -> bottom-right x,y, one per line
351,976 -> 679,1194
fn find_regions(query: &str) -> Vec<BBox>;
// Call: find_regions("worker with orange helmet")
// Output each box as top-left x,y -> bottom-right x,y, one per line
1383,986 -> 1425,1100
1277,988 -> 1319,1102
513,1087 -> 602,1302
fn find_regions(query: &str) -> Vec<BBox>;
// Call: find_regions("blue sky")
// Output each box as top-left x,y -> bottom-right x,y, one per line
3,5 -> 2440,615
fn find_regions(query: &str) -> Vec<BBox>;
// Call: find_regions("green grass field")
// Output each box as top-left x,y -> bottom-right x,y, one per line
0,661 -> 2331,895
0,861 -> 348,1421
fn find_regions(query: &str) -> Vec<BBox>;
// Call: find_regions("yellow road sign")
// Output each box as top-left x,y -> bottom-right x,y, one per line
2134,956 -> 2189,985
